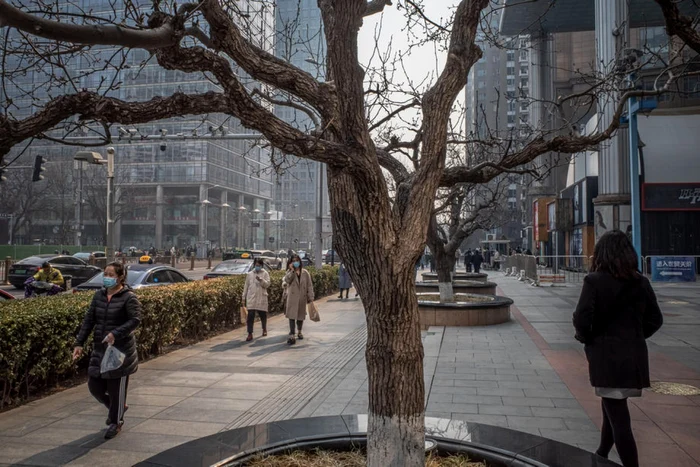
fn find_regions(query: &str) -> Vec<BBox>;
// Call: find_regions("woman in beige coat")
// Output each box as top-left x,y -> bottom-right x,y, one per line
243,258 -> 271,342
284,254 -> 314,345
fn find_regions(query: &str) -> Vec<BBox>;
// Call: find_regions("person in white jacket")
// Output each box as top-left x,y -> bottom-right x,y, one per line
243,258 -> 271,342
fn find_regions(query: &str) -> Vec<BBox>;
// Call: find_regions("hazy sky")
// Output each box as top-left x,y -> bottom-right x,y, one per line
357,2 -> 466,134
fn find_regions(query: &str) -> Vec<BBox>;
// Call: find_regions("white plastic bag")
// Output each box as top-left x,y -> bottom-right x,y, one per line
100,344 -> 125,374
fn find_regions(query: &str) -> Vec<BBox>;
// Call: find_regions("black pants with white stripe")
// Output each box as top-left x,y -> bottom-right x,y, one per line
88,376 -> 129,425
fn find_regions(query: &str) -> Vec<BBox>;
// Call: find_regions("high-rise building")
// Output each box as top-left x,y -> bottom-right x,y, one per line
273,0 -> 331,252
463,7 -> 530,249
0,1 -> 276,251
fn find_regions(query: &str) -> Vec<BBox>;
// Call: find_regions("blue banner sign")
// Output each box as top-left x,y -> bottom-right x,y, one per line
651,257 -> 696,282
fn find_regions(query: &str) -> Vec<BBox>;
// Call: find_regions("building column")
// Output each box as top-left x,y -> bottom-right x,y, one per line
220,191 -> 227,249
155,185 -> 164,249
199,184 -> 207,241
593,0 -> 631,239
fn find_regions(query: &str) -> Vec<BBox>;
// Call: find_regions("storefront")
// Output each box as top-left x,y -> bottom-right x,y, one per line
641,183 -> 700,258
560,177 -> 598,266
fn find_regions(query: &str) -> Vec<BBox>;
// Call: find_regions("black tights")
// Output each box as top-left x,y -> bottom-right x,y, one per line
289,319 -> 303,334
596,398 -> 639,467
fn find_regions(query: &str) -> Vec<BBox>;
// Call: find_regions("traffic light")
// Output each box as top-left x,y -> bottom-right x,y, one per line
32,155 -> 47,182
0,166 -> 7,183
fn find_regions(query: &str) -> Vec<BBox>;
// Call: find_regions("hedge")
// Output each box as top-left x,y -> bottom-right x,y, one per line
0,266 -> 339,408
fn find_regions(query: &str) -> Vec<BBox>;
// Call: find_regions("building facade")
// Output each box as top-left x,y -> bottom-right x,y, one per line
501,0 -> 700,262
464,7 -> 530,249
273,0 -> 332,253
1,1 -> 276,251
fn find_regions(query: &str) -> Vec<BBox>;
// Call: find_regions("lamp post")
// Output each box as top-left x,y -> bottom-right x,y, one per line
251,208 -> 260,248
238,205 -> 247,248
74,150 -> 113,254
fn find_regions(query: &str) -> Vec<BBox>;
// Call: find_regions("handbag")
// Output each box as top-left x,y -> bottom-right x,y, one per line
100,344 -> 125,374
240,306 -> 248,323
307,301 -> 320,322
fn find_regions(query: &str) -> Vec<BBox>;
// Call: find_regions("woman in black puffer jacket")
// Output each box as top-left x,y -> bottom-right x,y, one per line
73,262 -> 141,440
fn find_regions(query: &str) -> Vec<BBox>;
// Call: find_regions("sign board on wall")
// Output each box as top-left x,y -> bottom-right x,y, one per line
643,183 -> 700,211
651,257 -> 697,282
555,198 -> 573,231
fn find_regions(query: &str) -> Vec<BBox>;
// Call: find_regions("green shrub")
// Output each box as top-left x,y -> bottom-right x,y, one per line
0,266 -> 338,408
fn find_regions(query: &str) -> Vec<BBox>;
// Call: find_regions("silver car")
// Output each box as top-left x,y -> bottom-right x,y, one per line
74,264 -> 190,291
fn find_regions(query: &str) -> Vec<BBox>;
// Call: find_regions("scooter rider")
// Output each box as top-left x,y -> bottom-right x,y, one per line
24,261 -> 64,298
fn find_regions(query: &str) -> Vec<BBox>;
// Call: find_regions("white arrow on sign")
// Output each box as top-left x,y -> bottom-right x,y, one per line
660,271 -> 683,276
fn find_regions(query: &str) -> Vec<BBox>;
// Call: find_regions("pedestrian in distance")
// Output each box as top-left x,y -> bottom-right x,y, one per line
73,262 -> 141,440
465,249 -> 473,272
338,261 -> 352,299
472,248 -> 483,273
573,230 -> 663,467
243,258 -> 271,342
284,254 -> 314,345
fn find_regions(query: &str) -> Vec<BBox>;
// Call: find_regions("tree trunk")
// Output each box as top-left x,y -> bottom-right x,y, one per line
433,246 -> 456,302
328,169 -> 425,467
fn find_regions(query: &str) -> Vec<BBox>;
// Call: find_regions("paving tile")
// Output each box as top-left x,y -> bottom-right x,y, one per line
153,406 -> 242,424
130,419 -> 227,437
507,416 -> 567,430
97,432 -> 197,453
426,402 -> 478,414
129,386 -> 204,397
501,397 -> 555,407
530,407 -> 590,419
450,413 -> 508,427
0,416 -> 74,437
476,387 -> 525,397
478,404 -> 533,416
452,395 -> 503,405
65,448 -> 153,467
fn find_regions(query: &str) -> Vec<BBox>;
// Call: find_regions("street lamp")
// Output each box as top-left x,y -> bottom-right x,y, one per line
74,150 -> 113,252
251,208 -> 260,248
238,205 -> 247,248
201,184 -> 220,244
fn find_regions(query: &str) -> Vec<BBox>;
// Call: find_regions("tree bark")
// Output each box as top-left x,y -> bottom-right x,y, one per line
328,167 -> 425,466
432,242 -> 456,302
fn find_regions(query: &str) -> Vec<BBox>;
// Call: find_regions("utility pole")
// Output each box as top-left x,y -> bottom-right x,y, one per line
106,148 -> 115,257
74,160 -> 83,246
314,162 -> 324,268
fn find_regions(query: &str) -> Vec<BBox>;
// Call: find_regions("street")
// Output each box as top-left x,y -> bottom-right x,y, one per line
1,266 -> 216,299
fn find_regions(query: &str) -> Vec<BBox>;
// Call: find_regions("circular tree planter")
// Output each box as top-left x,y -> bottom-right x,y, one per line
415,280 -> 497,295
136,415 -> 620,467
417,292 -> 513,329
421,272 -> 488,282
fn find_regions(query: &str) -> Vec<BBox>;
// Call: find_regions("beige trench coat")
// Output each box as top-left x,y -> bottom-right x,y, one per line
284,269 -> 314,321
243,269 -> 271,312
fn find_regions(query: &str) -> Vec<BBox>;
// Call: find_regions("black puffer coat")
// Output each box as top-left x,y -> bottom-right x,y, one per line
573,272 -> 663,389
75,286 -> 142,379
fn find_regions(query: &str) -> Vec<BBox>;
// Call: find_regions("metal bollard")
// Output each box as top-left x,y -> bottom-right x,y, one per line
190,253 -> 195,271
3,256 -> 11,285
207,256 -> 212,269
171,254 -> 176,268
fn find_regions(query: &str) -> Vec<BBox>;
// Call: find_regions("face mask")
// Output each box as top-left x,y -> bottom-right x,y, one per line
293,261 -> 301,268
103,277 -> 118,288
254,266 -> 262,272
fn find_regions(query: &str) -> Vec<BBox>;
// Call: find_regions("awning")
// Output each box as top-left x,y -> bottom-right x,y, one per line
499,0 -> 698,36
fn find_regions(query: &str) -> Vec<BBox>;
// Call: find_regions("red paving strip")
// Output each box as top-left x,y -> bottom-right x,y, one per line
504,288 -> 700,466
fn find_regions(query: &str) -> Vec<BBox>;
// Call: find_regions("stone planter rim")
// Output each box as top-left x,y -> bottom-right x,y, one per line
416,292 -> 514,309
135,415 -> 620,467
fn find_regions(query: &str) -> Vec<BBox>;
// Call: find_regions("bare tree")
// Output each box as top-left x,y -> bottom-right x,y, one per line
1,1 -> 699,464
0,167 -> 51,243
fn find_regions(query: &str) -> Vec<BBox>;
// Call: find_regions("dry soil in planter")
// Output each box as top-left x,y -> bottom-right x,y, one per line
245,449 -> 489,466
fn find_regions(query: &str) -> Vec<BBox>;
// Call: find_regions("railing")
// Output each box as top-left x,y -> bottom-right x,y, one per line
500,254 -> 592,285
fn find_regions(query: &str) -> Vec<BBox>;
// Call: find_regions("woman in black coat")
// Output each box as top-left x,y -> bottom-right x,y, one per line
573,230 -> 663,467
73,262 -> 142,439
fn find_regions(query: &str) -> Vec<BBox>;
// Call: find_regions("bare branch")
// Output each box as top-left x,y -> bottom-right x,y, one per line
364,0 -> 393,18
654,0 -> 700,55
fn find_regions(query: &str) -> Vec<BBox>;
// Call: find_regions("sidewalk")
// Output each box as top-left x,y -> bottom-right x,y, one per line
1,274 -> 699,466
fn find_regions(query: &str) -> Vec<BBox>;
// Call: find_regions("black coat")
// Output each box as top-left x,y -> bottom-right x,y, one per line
472,252 -> 483,267
75,286 -> 142,379
573,272 -> 663,389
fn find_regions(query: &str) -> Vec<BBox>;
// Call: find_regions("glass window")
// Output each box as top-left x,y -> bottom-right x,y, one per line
147,269 -> 172,284
167,271 -> 188,283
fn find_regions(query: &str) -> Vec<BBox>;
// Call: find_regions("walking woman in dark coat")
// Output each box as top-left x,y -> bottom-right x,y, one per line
73,262 -> 142,439
573,230 -> 663,467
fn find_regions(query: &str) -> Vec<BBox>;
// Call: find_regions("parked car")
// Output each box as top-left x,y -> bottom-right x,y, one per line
251,250 -> 282,270
8,254 -> 102,289
0,289 -> 15,301
324,249 -> 340,264
204,259 -> 271,280
74,264 -> 190,291
73,251 -> 106,262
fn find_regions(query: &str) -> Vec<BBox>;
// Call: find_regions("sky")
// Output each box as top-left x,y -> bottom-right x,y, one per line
357,1 -> 468,137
